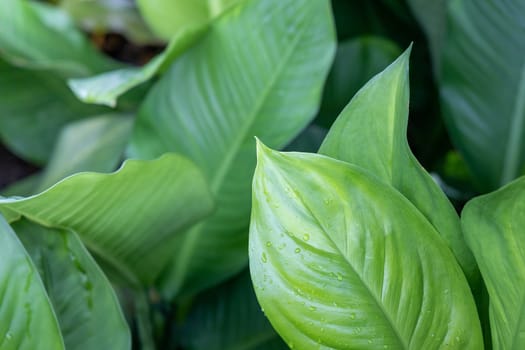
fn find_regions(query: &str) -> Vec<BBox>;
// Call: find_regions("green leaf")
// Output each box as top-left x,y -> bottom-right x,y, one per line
0,0 -> 118,77
177,269 -> 287,350
60,0 -> 159,45
462,176 -> 525,350
68,25 -> 208,107
0,58 -> 111,164
130,0 -> 336,299
12,218 -> 130,350
316,36 -> 401,128
319,48 -> 478,286
37,115 -> 133,191
440,0 -> 525,190
0,215 -> 65,350
0,154 -> 214,287
250,142 -> 483,349
136,0 -> 240,40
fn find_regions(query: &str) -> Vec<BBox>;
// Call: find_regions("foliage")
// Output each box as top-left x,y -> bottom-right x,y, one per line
0,0 -> 523,349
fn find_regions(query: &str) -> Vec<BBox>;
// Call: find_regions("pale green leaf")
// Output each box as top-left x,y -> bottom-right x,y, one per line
250,142 -> 483,349
0,215 -> 64,350
462,176 -> 525,350
0,58 -> 110,164
440,0 -> 525,190
0,154 -> 214,286
13,218 -> 130,350
319,48 -> 477,286
130,0 -> 335,299
0,0 -> 118,77
37,115 -> 133,191
68,25 -> 208,107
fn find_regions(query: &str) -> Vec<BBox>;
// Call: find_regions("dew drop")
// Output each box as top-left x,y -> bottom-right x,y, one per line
5,332 -> 12,341
261,253 -> 267,263
309,306 -> 317,311
350,313 -> 356,320
368,340 -> 373,344
337,273 -> 343,281
295,248 -> 301,253
303,233 -> 310,241
266,241 -> 272,247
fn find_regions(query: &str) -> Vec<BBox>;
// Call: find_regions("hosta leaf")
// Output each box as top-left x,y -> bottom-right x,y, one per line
250,143 -> 482,349
130,0 -> 335,299
319,48 -> 477,285
0,58 -> 110,164
68,25 -> 207,107
37,115 -> 133,191
177,269 -> 287,350
0,0 -> 118,77
462,177 -> 525,349
136,0 -> 240,40
13,218 -> 130,350
440,0 -> 525,190
0,215 -> 64,350
0,154 -> 214,286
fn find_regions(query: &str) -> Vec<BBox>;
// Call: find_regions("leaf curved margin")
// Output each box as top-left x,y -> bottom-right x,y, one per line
249,142 -> 482,349
0,153 -> 214,287
462,176 -> 525,350
13,218 -> 130,350
0,215 -> 65,350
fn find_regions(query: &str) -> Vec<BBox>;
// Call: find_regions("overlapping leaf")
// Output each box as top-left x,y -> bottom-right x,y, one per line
440,0 -> 525,190
462,177 -> 525,349
13,218 -> 130,350
0,154 -> 214,286
129,0 -> 336,299
250,143 -> 483,349
319,48 -> 477,285
0,215 -> 64,350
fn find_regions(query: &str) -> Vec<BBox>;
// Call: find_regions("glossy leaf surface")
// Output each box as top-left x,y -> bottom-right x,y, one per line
440,0 -> 525,190
178,269 -> 287,350
37,115 -> 133,191
13,218 -> 130,350
0,215 -> 64,349
0,59 -> 110,164
130,0 -> 335,298
250,143 -> 483,349
0,0 -> 117,77
0,154 -> 214,286
462,177 -> 525,350
319,48 -> 477,284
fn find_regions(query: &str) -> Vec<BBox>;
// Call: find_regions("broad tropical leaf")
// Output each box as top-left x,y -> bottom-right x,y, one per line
440,0 -> 525,190
0,215 -> 64,350
462,176 -> 525,350
0,154 -> 214,286
0,58 -> 110,164
68,25 -> 207,107
178,269 -> 287,350
37,115 -> 133,191
130,0 -> 336,299
13,218 -> 130,350
0,0 -> 117,77
250,142 -> 483,349
319,48 -> 477,285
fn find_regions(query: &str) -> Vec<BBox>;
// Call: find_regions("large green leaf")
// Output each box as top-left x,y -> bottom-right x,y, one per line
136,0 -> 239,40
130,0 -> 335,299
440,0 -> 525,190
462,177 -> 525,349
0,0 -> 118,77
0,154 -> 214,286
37,115 -> 133,191
319,48 -> 477,285
250,142 -> 483,349
0,58 -> 110,164
177,269 -> 287,350
0,215 -> 64,350
13,218 -> 130,350
68,25 -> 208,107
